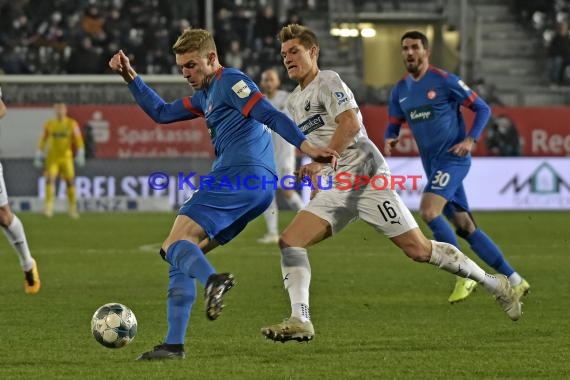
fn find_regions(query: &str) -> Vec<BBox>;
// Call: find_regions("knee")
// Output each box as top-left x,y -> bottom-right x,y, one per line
453,219 -> 476,239
419,207 -> 440,223
167,287 -> 196,305
0,206 -> 13,227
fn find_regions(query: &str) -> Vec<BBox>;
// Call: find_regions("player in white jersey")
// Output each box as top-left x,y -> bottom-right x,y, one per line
260,24 -> 522,342
0,87 -> 41,294
257,68 -> 305,244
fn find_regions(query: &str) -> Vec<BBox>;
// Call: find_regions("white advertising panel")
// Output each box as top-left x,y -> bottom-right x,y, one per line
387,157 -> 570,211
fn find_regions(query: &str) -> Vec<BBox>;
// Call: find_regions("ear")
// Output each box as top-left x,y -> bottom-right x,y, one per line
208,52 -> 216,65
310,46 -> 318,58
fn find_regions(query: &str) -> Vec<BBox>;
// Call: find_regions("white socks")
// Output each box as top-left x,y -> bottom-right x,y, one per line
2,215 -> 34,271
508,272 -> 522,287
428,240 -> 500,292
281,247 -> 311,322
262,199 -> 278,236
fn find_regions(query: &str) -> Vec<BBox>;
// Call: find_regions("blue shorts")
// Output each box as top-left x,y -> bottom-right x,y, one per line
424,161 -> 470,217
178,165 -> 274,244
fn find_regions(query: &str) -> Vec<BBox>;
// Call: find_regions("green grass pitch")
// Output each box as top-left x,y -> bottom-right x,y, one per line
0,211 -> 568,379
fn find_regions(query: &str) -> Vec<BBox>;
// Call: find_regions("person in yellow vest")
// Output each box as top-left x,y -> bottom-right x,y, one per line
35,103 -> 85,218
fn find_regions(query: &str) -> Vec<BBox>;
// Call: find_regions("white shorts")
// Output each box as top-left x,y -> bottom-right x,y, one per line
272,131 -> 296,180
304,184 -> 418,238
0,162 -> 9,206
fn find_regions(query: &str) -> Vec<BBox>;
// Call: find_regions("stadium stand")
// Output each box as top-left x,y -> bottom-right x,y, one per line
2,0 -> 570,105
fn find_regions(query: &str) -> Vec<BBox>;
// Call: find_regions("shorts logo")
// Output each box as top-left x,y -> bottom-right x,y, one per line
335,91 -> 349,106
299,114 -> 325,135
231,80 -> 251,98
408,105 -> 434,123
304,100 -> 311,111
427,90 -> 436,100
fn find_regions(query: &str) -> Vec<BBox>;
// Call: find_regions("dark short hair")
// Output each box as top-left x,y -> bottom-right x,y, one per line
401,31 -> 429,49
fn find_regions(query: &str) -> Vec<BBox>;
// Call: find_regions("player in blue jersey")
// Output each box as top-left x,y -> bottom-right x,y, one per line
109,27 -> 338,361
385,31 -> 530,304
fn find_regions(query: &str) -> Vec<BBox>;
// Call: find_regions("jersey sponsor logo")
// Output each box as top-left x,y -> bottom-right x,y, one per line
51,131 -> 70,138
298,114 -> 325,135
304,100 -> 311,111
458,79 -> 471,92
408,106 -> 434,122
231,80 -> 251,98
427,90 -> 436,100
335,91 -> 349,106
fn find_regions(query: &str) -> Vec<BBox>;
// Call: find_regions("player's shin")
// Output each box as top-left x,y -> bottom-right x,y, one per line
67,185 -> 77,215
45,181 -> 55,215
166,240 -> 215,286
281,247 -> 311,321
2,214 -> 33,270
428,240 -> 500,292
165,266 -> 196,345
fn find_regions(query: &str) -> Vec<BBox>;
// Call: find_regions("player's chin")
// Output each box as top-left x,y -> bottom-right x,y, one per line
286,67 -> 299,79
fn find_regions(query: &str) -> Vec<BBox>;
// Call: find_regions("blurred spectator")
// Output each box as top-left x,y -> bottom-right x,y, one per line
547,21 -> 570,85
81,6 -> 105,40
66,37 -> 103,74
485,116 -> 521,157
254,5 -> 279,50
257,36 -> 281,72
224,40 -> 244,70
282,9 -> 304,28
232,6 -> 252,47
2,45 -> 32,74
213,7 -> 234,62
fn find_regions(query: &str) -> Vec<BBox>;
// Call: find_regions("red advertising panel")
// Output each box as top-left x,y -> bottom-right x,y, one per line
360,106 -> 570,157
56,105 -> 570,158
67,105 -> 213,158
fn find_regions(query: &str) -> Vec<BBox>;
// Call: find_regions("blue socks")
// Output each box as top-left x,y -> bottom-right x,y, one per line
427,216 -> 459,248
165,265 -> 196,344
165,240 -> 216,285
465,228 -> 514,276
428,215 -> 515,277
163,240 -> 217,345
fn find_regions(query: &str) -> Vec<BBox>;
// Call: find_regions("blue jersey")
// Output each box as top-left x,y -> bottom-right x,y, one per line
184,67 -> 275,173
386,66 -> 490,168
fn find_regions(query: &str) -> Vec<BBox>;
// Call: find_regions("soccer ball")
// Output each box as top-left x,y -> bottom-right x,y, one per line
91,303 -> 137,348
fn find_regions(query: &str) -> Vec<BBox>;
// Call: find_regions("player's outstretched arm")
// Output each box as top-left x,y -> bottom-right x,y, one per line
250,97 -> 338,166
299,141 -> 338,169
109,50 -> 199,124
109,50 -> 137,83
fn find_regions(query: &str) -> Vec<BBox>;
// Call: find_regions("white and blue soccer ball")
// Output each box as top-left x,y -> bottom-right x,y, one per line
91,303 -> 137,348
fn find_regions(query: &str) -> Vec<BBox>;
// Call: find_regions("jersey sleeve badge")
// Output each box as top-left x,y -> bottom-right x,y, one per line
231,80 -> 251,99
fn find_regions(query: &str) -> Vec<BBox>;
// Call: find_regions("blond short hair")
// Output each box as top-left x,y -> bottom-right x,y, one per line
278,24 -> 319,52
172,28 -> 217,56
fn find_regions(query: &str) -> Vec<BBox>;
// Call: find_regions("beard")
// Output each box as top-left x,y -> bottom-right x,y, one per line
405,57 -> 424,74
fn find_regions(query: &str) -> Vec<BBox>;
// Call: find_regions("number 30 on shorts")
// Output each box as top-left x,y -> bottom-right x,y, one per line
431,170 -> 451,187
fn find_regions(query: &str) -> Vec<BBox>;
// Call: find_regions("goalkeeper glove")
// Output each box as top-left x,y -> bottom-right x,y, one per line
33,150 -> 44,169
75,149 -> 85,167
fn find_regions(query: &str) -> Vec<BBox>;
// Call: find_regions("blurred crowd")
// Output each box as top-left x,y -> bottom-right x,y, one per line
516,0 -> 570,85
0,0 -> 305,80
